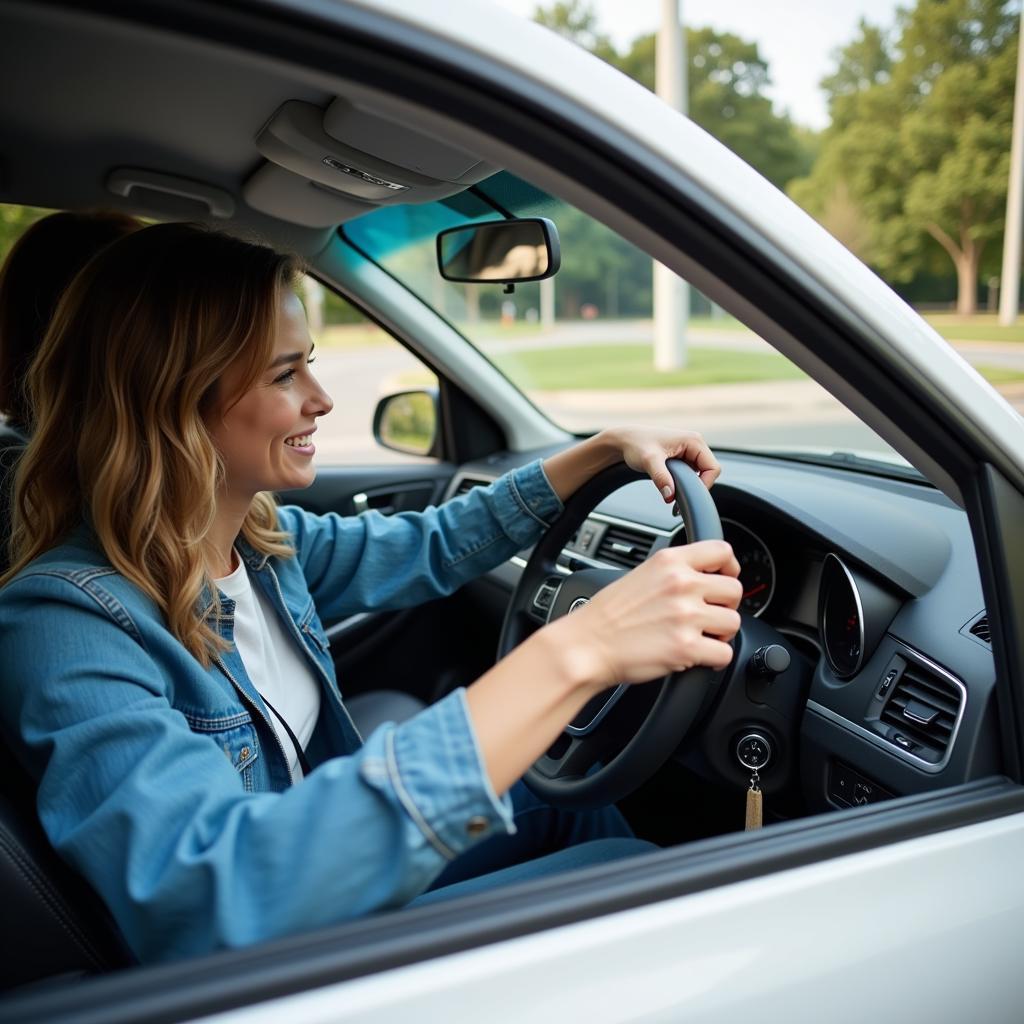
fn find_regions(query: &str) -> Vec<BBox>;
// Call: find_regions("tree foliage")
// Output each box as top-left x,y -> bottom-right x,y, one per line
789,0 -> 1018,313
532,2 -> 815,190
0,205 -> 49,263
531,0 -> 618,62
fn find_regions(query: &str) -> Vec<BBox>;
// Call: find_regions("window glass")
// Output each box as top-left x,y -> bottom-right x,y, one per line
344,175 -> 913,473
298,277 -> 438,464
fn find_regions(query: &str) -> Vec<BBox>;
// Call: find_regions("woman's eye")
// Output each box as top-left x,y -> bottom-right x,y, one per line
272,355 -> 314,385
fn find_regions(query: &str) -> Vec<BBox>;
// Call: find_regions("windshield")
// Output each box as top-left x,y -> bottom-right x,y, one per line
344,173 -> 915,476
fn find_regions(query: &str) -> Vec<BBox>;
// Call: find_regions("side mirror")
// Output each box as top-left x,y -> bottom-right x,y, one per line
436,218 -> 560,285
373,389 -> 438,457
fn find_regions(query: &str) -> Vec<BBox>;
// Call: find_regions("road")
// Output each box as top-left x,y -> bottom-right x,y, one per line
310,321 -> 1024,463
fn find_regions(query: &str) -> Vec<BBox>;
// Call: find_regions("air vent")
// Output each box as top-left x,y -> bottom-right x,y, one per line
880,661 -> 963,763
969,615 -> 991,645
960,611 -> 991,649
595,524 -> 655,569
451,476 -> 489,499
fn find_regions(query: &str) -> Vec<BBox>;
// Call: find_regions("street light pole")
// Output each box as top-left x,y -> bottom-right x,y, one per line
999,7 -> 1024,326
653,0 -> 688,370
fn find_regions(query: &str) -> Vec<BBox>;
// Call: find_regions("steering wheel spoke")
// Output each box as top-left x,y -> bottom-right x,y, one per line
533,732 -> 599,783
527,576 -> 564,624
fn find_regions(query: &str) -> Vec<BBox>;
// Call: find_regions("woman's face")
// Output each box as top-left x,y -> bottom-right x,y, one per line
207,289 -> 333,504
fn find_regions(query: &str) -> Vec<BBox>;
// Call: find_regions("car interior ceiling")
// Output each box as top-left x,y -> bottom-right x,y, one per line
1,0 -> 1021,1007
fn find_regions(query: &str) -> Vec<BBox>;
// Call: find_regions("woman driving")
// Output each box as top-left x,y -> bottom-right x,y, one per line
0,222 -> 741,964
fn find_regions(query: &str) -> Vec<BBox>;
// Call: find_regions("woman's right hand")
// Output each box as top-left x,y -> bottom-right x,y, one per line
550,540 -> 743,694
466,540 -> 742,796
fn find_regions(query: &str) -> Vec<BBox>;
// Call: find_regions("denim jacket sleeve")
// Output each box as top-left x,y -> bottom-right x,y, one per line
281,459 -> 563,620
0,574 -> 519,963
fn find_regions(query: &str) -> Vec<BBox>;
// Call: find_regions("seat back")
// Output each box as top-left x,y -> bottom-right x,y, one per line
0,419 -> 25,576
0,741 -> 134,991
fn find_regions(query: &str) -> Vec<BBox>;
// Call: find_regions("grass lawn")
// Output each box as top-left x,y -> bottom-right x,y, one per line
491,345 -> 806,389
922,314 -> 1024,343
319,313 -> 1024,352
976,365 -> 1024,384
316,315 -> 748,350
468,314 -> 745,341
395,347 -> 1023,391
317,323 -> 395,349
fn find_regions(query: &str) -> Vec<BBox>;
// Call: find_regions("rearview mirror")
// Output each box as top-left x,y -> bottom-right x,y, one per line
436,218 -> 560,284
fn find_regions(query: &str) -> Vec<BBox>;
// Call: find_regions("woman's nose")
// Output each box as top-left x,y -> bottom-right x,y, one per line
307,378 -> 333,417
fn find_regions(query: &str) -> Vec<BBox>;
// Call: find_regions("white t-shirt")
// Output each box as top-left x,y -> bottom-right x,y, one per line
216,554 -> 321,779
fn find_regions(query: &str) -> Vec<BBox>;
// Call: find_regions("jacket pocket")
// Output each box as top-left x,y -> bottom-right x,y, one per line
183,711 -> 260,792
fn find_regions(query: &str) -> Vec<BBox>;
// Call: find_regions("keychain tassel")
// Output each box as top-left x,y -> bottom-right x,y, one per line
745,774 -> 763,831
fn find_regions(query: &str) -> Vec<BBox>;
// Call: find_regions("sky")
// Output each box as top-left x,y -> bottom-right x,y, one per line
487,0 -> 904,130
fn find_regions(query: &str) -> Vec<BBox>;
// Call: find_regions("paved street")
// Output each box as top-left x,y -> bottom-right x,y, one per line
310,321 -> 1024,464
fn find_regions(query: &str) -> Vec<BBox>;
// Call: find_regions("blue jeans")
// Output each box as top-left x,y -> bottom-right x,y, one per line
410,780 -> 657,907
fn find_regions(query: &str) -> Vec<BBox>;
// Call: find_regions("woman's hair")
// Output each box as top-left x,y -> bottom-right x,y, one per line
3,222 -> 303,664
0,209 -> 141,429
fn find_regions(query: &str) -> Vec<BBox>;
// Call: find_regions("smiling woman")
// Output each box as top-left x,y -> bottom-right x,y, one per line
0,220 -> 741,965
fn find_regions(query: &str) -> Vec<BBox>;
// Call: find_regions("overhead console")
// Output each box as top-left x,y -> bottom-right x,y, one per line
244,98 -> 497,226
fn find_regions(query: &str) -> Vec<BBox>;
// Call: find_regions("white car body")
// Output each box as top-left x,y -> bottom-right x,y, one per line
205,812 -> 1024,1023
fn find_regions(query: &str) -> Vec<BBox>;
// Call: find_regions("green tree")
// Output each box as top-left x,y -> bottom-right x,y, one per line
616,28 -> 814,188
531,3 -> 815,191
530,1 -> 618,63
546,205 -> 651,318
820,20 -> 893,131
0,205 -> 50,263
789,0 -> 1017,313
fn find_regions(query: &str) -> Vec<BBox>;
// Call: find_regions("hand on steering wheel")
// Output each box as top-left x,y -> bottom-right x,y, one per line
498,459 -> 741,809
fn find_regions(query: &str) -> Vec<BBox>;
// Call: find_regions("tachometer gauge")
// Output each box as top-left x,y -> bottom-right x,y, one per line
722,519 -> 776,617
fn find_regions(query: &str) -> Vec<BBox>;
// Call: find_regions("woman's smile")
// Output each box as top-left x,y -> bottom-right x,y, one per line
284,430 -> 316,454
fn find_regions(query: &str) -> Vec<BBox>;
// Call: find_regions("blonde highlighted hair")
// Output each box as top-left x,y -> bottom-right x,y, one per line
3,222 -> 303,664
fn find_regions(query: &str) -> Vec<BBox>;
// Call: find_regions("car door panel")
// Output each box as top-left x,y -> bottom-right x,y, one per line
278,463 -> 455,519
279,461 -> 500,705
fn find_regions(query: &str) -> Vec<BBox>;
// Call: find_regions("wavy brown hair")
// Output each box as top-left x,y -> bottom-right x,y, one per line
2,222 -> 302,663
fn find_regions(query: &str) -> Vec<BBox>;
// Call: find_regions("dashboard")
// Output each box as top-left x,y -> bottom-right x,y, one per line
448,448 -> 1001,816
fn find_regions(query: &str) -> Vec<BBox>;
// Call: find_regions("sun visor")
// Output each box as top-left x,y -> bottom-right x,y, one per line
243,163 -> 375,228
254,100 -> 494,208
323,97 -> 488,182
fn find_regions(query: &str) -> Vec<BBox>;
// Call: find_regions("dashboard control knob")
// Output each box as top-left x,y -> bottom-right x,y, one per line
750,644 -> 791,678
736,733 -> 772,771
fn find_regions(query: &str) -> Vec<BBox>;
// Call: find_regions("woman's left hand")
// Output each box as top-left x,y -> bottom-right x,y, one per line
611,426 -> 721,503
542,426 -> 721,505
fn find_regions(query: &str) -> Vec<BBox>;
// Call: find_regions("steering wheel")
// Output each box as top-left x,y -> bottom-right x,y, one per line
497,458 -> 730,810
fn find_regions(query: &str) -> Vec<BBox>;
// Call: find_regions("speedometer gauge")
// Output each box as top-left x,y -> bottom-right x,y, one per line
722,519 -> 775,617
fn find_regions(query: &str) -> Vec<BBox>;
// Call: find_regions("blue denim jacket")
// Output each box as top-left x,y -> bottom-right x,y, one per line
0,461 -> 562,964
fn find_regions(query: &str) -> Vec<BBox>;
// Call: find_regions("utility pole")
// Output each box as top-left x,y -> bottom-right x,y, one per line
653,0 -> 689,369
999,7 -> 1024,325
540,276 -> 555,330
